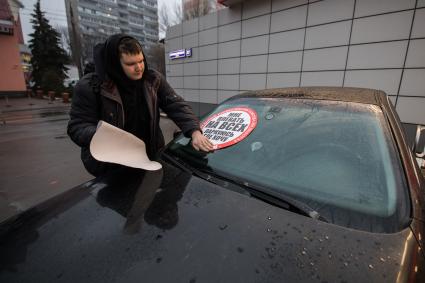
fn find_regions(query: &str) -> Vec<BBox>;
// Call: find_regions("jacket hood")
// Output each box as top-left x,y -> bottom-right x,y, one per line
93,34 -> 149,83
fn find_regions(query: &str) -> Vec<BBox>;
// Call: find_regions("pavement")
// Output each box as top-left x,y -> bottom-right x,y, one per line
0,96 -> 178,224
0,95 -> 69,113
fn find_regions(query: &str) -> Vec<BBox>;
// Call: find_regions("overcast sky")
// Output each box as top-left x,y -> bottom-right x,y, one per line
20,0 -> 180,44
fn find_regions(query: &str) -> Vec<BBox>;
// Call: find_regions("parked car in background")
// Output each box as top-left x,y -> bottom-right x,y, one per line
1,87 -> 424,282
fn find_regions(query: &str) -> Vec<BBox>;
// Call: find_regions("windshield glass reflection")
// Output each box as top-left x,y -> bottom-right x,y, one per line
166,97 -> 410,232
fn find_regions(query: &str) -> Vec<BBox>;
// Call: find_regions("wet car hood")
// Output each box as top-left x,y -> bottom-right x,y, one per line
1,163 -> 424,283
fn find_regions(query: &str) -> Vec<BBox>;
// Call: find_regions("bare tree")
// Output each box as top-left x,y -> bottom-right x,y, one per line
174,1 -> 183,23
147,43 -> 166,75
183,0 -> 219,21
158,4 -> 171,37
56,25 -> 71,56
159,0 -> 224,38
158,1 -> 183,39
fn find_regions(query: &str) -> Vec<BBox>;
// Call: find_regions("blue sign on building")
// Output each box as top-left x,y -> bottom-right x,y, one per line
169,48 -> 192,60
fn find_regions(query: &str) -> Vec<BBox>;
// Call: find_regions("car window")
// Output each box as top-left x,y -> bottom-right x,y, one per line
166,97 -> 410,232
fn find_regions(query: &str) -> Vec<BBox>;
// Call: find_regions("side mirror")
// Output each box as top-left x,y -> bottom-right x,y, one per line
413,125 -> 425,169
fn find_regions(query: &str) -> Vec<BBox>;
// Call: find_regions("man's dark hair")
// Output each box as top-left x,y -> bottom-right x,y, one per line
118,38 -> 143,56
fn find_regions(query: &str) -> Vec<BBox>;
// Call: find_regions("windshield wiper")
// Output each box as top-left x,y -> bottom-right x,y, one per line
219,175 -> 328,223
163,152 -> 328,223
162,152 -> 328,222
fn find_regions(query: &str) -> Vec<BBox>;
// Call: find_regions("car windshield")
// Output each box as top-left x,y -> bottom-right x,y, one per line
165,97 -> 410,232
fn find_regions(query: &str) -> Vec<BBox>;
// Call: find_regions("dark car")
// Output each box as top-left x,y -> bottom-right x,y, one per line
1,87 -> 425,282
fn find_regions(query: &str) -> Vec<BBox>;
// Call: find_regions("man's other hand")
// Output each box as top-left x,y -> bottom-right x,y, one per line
191,130 -> 214,152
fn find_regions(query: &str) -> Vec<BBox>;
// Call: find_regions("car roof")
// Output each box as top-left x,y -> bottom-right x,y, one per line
233,87 -> 386,106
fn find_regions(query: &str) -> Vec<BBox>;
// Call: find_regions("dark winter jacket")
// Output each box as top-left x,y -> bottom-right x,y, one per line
67,34 -> 200,177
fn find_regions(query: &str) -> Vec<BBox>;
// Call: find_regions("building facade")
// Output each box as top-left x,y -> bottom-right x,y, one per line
165,0 -> 425,139
0,0 -> 26,96
66,0 -> 159,67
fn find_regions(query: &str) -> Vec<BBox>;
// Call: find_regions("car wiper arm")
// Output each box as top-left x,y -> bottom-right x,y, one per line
233,179 -> 328,223
194,167 -> 328,223
162,152 -> 328,223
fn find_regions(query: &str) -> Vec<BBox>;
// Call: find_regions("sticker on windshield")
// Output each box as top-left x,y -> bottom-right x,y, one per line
201,107 -> 258,150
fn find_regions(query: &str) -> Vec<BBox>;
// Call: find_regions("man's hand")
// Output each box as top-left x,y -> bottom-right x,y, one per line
191,130 -> 214,152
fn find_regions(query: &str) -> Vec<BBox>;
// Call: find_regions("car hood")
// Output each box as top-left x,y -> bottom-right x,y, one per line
1,163 -> 424,283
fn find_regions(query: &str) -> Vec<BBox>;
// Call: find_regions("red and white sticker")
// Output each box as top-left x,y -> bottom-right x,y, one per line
201,107 -> 258,150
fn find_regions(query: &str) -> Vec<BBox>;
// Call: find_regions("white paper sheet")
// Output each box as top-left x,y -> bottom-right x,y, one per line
90,121 -> 162,171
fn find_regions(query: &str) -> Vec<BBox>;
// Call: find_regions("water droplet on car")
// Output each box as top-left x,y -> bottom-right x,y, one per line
251,142 -> 263,152
219,224 -> 228,230
265,113 -> 275,120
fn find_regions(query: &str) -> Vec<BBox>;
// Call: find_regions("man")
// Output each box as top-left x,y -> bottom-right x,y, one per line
67,34 -> 213,177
